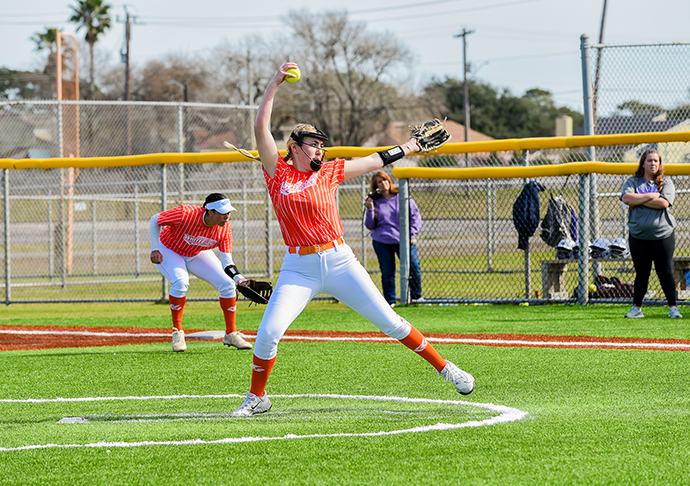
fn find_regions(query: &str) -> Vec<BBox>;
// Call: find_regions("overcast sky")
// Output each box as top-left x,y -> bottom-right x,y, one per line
2,0 -> 689,111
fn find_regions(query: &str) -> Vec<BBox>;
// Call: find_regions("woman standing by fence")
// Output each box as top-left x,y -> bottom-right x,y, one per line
621,149 -> 682,319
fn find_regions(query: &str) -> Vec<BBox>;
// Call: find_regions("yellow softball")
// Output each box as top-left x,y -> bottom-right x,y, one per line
285,67 -> 301,83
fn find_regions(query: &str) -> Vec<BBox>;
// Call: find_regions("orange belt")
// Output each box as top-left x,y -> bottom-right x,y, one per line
288,237 -> 344,256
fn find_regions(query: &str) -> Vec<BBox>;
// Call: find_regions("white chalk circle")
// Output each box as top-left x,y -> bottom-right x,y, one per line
0,394 -> 528,451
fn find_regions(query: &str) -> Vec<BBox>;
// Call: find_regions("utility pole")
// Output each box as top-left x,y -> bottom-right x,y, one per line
593,0 -> 608,125
454,28 -> 474,166
119,7 -> 133,101
118,6 -> 140,155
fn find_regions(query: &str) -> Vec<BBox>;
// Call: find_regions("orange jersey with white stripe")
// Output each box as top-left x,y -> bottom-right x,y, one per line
158,205 -> 233,257
264,157 -> 345,247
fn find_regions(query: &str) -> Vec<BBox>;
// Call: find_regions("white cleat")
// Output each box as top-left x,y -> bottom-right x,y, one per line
669,307 -> 683,319
624,306 -> 644,318
440,361 -> 475,395
223,331 -> 253,350
232,392 -> 272,417
172,329 -> 187,352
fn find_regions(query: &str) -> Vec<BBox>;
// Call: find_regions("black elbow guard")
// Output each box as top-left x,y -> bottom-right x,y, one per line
378,146 -> 404,166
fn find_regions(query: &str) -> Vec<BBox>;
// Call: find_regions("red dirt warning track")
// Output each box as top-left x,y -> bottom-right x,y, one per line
1,325 -> 690,352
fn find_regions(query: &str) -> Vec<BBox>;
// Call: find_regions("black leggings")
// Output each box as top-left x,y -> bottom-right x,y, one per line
629,233 -> 677,307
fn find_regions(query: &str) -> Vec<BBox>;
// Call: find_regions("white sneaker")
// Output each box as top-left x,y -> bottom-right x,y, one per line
624,306 -> 644,318
232,392 -> 272,417
669,307 -> 683,318
172,329 -> 187,352
223,331 -> 253,349
440,361 -> 475,395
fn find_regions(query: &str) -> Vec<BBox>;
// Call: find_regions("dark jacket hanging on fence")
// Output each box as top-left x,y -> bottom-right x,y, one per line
512,181 -> 545,250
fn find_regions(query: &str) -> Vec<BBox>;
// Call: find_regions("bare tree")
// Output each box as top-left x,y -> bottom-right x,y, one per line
281,11 -> 412,145
132,55 -> 209,102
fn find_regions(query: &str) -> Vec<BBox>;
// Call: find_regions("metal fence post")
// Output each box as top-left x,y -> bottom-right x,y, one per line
48,197 -> 54,280
361,177 -> 368,269
399,178 -> 411,305
581,34 -> 600,278
176,103 -> 185,205
580,34 -> 598,302
160,164 -> 167,301
577,173 -> 591,304
3,169 -> 10,305
59,169 -> 67,289
486,179 -> 495,271
523,150 -> 531,300
134,183 -> 140,277
242,179 -> 248,273
91,198 -> 97,275
57,102 -> 67,289
265,187 -> 273,280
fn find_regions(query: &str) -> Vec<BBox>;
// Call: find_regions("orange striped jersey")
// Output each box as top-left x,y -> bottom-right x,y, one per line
264,156 -> 346,247
157,205 -> 233,257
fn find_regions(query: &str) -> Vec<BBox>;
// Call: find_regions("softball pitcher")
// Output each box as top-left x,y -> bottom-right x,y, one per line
232,62 -> 475,416
150,193 -> 252,352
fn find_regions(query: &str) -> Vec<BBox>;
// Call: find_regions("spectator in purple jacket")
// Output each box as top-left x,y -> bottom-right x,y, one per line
364,171 -> 422,306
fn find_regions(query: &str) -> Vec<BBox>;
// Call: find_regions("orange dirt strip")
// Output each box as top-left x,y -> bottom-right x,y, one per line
1,325 -> 690,352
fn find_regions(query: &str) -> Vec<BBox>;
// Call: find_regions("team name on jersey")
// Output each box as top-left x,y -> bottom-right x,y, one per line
636,182 -> 658,194
280,171 -> 319,195
183,234 -> 217,248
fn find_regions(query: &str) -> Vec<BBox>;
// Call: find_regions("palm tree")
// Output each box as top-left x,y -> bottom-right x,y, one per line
31,28 -> 59,54
31,27 -> 59,71
69,0 -> 112,99
31,28 -> 60,96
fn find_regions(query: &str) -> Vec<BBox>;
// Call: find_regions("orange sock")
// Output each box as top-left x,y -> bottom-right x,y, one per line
249,355 -> 276,397
399,326 -> 447,372
219,297 -> 237,334
168,295 -> 186,331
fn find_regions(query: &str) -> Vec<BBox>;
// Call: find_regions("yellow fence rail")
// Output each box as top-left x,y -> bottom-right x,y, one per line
2,130 -> 690,171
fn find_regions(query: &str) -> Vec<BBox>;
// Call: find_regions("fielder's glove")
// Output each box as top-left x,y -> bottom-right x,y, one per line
236,279 -> 273,305
410,118 -> 451,153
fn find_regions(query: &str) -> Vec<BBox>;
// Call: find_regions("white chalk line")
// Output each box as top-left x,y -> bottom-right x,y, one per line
2,328 -> 688,350
0,329 -> 170,338
0,394 -> 528,452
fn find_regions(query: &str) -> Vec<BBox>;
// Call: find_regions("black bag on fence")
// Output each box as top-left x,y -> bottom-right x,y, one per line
541,196 -> 576,248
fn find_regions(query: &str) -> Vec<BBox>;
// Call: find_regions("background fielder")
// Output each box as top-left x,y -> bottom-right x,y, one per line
149,193 -> 253,352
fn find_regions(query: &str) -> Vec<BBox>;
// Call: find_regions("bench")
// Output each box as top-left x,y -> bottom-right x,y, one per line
541,256 -> 690,300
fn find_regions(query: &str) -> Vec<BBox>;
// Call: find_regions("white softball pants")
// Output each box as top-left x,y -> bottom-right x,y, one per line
156,241 -> 236,299
253,241 -> 411,360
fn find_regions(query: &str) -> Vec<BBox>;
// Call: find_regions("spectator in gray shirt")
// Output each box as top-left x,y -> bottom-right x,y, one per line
621,148 -> 681,318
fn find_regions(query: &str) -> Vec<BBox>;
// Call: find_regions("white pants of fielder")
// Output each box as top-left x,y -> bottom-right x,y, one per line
253,241 -> 411,360
155,241 -> 236,299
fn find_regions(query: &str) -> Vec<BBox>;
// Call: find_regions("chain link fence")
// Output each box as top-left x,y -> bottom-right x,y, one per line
2,96 -> 690,305
0,100 -> 256,159
592,42 -> 690,133
400,164 -> 690,305
3,140 -> 690,305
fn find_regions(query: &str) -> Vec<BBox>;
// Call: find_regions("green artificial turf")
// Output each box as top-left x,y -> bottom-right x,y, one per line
1,302 -> 690,485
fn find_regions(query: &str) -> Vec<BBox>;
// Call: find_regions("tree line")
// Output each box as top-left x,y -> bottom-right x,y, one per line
2,2 -> 586,144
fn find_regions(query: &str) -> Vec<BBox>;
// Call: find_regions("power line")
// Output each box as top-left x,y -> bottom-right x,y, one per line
0,12 -> 66,18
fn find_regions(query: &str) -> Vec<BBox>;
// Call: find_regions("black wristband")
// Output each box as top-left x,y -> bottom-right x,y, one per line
378,146 -> 405,166
224,265 -> 244,282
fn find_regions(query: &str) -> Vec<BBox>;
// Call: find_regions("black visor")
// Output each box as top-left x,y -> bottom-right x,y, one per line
290,126 -> 329,146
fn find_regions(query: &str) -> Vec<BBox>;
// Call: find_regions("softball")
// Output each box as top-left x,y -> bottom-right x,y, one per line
285,67 -> 301,83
